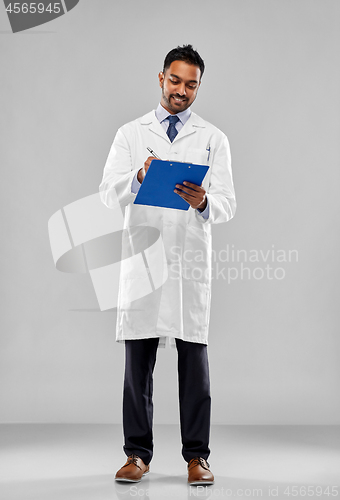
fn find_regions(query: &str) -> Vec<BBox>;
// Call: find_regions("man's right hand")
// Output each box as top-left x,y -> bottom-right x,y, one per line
137,156 -> 157,183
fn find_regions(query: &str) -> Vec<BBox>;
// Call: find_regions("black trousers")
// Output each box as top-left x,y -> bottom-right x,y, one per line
122,337 -> 211,465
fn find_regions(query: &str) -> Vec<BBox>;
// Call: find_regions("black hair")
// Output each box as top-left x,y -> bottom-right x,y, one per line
163,44 -> 205,80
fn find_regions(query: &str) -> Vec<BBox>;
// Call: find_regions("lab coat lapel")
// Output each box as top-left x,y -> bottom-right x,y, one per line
174,112 -> 206,142
139,110 -> 206,143
139,111 -> 168,142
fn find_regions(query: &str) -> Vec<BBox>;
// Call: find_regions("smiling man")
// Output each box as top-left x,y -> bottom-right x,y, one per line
160,59 -> 199,112
99,45 -> 236,486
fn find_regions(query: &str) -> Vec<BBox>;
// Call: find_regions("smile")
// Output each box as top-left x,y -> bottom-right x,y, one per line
172,96 -> 186,102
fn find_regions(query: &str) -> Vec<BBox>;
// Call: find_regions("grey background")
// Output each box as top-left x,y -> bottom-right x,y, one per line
1,0 -> 339,425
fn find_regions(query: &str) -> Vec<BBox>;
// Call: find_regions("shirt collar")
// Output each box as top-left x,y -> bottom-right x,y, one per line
155,102 -> 191,126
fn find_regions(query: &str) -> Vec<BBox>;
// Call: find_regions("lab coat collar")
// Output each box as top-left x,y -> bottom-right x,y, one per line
139,110 -> 206,142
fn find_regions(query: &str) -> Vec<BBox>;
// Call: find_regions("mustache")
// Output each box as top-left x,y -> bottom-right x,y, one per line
171,95 -> 188,100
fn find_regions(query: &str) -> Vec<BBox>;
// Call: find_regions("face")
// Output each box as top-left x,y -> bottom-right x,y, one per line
158,60 -> 201,114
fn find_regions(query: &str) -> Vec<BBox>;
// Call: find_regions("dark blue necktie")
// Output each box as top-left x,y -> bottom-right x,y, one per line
166,115 -> 179,142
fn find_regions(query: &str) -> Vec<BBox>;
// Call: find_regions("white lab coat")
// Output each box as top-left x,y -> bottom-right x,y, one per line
99,109 -> 236,346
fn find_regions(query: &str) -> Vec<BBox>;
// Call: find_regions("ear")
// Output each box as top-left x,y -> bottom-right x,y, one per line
158,71 -> 164,88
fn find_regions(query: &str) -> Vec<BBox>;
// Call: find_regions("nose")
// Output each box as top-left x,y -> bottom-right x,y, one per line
176,82 -> 186,96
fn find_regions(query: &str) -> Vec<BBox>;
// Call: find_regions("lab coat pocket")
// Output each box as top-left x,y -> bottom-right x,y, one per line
183,225 -> 211,284
185,147 -> 209,165
183,279 -> 211,332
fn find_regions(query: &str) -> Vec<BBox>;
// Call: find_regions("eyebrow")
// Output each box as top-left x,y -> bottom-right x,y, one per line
169,73 -> 199,84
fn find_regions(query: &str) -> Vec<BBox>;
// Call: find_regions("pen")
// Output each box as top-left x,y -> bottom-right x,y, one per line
206,144 -> 211,162
147,147 -> 162,160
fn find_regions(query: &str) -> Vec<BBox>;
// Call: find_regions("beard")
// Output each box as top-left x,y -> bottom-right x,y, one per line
161,86 -> 192,113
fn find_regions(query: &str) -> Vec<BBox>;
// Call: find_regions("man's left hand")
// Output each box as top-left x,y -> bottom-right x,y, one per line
174,181 -> 207,211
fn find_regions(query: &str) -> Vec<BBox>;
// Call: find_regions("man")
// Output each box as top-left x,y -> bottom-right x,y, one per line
99,45 -> 236,485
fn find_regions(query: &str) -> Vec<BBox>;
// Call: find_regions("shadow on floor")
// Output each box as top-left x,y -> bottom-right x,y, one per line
1,473 -> 338,500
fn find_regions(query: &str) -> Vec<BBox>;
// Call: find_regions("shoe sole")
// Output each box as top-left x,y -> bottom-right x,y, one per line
115,470 -> 150,482
189,480 -> 214,486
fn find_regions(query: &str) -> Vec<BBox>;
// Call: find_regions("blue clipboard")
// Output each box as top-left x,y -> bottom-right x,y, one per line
134,159 -> 209,211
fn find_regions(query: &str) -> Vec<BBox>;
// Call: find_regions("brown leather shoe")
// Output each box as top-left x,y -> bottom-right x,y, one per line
115,454 -> 150,482
188,457 -> 214,485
